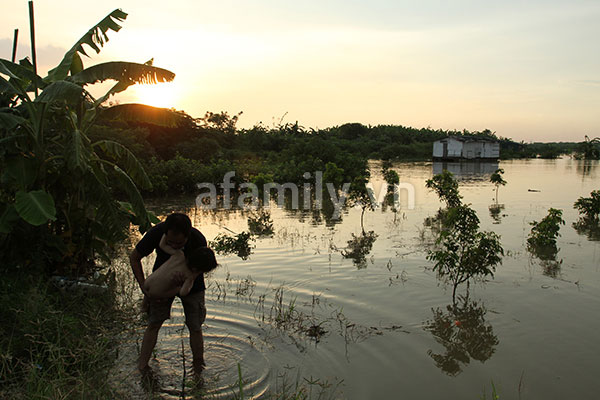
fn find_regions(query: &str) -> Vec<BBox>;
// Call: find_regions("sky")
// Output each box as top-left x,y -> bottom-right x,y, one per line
1,0 -> 599,142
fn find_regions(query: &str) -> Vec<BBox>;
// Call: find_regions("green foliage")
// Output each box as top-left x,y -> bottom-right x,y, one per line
0,274 -> 122,398
211,232 -> 254,260
574,190 -> 600,223
427,205 -> 503,298
341,230 -> 378,269
572,191 -> 600,241
527,208 -> 565,255
426,170 -> 462,208
575,136 -> 600,160
0,9 -> 173,274
489,168 -> 506,203
247,210 -> 274,237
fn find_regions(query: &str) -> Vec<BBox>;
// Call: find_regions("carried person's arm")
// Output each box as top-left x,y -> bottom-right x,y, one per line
178,276 -> 195,297
159,234 -> 178,255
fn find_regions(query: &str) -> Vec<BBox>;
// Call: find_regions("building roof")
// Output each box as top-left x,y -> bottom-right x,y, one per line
436,135 -> 498,143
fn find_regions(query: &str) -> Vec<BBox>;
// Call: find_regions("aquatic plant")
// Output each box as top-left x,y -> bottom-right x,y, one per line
427,205 -> 503,299
489,168 -> 506,203
426,170 -> 462,208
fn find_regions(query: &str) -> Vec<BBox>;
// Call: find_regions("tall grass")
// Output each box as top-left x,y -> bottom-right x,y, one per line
0,272 -> 125,399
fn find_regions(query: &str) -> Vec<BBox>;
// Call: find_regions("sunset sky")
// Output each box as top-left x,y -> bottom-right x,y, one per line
1,0 -> 599,142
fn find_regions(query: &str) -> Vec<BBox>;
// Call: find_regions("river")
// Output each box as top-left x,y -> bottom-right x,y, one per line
109,158 -> 600,399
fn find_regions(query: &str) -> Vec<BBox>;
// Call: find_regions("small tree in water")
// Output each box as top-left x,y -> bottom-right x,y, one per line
574,190 -> 600,223
489,168 -> 507,203
527,208 -> 565,260
426,170 -> 462,208
427,205 -> 504,300
572,190 -> 600,240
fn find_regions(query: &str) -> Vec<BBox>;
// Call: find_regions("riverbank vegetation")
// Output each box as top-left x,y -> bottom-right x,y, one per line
0,9 -> 175,397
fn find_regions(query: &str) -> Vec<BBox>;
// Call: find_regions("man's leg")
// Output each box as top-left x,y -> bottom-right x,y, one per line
189,328 -> 205,372
181,290 -> 207,374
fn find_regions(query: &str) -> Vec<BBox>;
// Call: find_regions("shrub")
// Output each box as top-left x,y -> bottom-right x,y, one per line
427,205 -> 503,299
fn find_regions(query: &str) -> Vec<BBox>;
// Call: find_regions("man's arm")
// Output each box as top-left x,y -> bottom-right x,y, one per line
130,248 -> 147,295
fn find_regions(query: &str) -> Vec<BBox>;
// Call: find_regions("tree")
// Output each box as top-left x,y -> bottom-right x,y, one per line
526,208 -> 565,261
489,168 -> 506,203
575,135 -> 600,160
574,190 -> 600,223
426,170 -> 462,208
427,205 -> 503,300
0,9 -> 180,273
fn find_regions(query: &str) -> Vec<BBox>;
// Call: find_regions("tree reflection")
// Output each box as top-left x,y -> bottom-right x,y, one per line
247,209 -> 274,236
573,220 -> 600,241
423,296 -> 499,376
341,230 -> 378,269
488,204 -> 505,224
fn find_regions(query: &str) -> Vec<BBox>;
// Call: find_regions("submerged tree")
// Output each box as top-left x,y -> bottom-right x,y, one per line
489,168 -> 506,203
527,208 -> 565,259
427,205 -> 503,300
341,230 -> 378,269
426,170 -> 462,208
0,9 -> 179,274
575,135 -> 600,160
572,190 -> 600,241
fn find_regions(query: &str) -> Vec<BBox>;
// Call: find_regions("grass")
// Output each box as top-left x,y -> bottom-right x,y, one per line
0,271 -> 127,399
229,363 -> 344,400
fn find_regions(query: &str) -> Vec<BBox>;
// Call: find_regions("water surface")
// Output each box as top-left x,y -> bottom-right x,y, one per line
112,158 -> 600,399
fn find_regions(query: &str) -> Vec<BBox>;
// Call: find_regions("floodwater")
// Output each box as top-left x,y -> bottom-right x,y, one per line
110,158 -> 600,399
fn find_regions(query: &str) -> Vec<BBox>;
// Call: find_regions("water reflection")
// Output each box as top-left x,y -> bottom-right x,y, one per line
432,161 -> 499,181
574,159 -> 598,179
341,230 -> 378,269
423,296 -> 499,376
573,220 -> 600,241
247,210 -> 275,237
488,204 -> 505,224
527,241 -> 563,278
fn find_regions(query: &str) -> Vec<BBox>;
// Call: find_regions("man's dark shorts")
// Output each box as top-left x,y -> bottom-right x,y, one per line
147,290 -> 206,331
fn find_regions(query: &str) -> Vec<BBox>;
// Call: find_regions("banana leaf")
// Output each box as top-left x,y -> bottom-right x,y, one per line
46,9 -> 128,82
92,140 -> 151,190
15,190 -> 57,226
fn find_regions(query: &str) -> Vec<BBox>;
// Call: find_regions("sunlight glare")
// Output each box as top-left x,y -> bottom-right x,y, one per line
133,82 -> 178,109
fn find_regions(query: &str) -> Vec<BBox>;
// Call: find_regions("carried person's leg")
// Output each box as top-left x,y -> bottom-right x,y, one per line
181,290 -> 207,373
138,297 -> 175,371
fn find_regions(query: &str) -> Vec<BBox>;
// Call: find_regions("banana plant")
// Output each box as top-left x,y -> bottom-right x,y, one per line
0,9 -> 182,271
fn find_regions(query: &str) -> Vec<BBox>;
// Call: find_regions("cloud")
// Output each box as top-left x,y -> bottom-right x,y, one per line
574,80 -> 600,87
0,38 -> 66,74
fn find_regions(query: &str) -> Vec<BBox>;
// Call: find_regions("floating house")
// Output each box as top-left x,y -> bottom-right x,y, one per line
432,136 -> 500,160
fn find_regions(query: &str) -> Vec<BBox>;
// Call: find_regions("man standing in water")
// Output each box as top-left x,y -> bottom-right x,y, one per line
130,213 -> 208,375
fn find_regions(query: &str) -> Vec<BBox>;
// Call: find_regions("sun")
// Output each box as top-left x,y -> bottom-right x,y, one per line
133,82 -> 178,109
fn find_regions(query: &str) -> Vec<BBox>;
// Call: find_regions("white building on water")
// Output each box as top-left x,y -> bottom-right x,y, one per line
432,136 -> 500,160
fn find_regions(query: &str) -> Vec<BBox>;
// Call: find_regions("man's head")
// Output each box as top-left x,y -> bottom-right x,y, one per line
187,247 -> 218,273
164,213 -> 192,249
